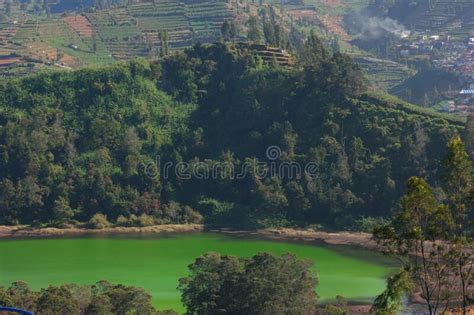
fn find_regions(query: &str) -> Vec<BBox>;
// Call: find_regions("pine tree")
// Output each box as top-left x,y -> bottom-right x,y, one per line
247,16 -> 261,43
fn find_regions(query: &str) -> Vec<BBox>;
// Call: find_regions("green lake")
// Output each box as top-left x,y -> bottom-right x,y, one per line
0,232 -> 395,312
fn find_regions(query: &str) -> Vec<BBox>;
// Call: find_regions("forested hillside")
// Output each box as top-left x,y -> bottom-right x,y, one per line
0,41 -> 464,229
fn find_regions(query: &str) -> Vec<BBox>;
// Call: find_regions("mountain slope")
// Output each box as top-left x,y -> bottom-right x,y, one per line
0,43 -> 463,229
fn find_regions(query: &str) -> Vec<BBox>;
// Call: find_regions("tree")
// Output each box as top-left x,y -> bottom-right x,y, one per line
5,281 -> 38,312
52,196 -> 75,225
374,177 -> 455,314
160,31 -> 169,57
371,268 -> 413,315
0,281 -> 164,315
374,137 -> 474,314
297,31 -> 329,68
87,295 -> 113,315
247,15 -> 261,43
263,21 -> 275,45
96,281 -> 157,315
36,286 -> 78,315
179,252 -> 317,314
441,137 -> 474,314
463,114 -> 474,158
442,136 -> 473,233
221,20 -> 237,42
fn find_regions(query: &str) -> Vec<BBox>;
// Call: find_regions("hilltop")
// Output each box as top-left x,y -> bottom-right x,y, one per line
0,0 -> 471,114
0,0 -> 386,75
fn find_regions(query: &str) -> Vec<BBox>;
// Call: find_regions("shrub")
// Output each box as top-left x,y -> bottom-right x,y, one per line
354,216 -> 390,233
136,214 -> 155,227
115,214 -> 156,227
182,206 -> 203,224
116,215 -> 129,227
161,202 -> 203,224
305,224 -> 323,232
87,213 -> 111,229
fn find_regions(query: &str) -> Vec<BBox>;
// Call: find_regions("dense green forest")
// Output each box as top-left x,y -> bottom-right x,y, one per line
0,40 -> 464,229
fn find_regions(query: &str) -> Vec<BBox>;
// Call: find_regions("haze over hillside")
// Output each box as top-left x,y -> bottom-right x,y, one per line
0,0 -> 472,113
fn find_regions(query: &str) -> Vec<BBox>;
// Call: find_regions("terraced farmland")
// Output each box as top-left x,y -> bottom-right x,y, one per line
188,2 -> 233,40
62,15 -> 94,38
0,0 -> 236,67
407,0 -> 474,39
78,1 -> 233,59
353,56 -> 413,91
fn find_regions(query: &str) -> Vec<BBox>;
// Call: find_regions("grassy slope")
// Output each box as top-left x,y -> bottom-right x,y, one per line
365,92 -> 466,126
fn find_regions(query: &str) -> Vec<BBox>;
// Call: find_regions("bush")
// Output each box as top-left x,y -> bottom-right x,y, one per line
161,202 -> 203,224
353,216 -> 390,233
87,213 -> 111,229
116,215 -> 130,227
115,214 -> 156,227
137,214 -> 155,227
182,206 -> 203,224
255,215 -> 291,229
305,224 -> 324,232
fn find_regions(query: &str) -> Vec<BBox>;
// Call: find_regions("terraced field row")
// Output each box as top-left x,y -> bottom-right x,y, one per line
0,0 -> 233,63
354,56 -> 413,91
137,16 -> 190,31
0,22 -> 17,45
415,0 -> 474,38
187,2 -> 232,39
127,2 -> 186,16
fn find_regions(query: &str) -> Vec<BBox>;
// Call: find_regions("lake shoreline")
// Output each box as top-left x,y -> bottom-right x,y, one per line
0,224 -> 378,250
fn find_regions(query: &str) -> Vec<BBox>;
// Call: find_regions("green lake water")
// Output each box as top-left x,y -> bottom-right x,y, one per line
0,232 -> 395,312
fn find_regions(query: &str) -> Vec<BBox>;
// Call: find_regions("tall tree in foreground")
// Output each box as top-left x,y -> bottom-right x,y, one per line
179,252 -> 317,315
371,268 -> 413,315
374,177 -> 454,314
374,137 -> 474,314
441,137 -> 474,315
442,136 -> 473,233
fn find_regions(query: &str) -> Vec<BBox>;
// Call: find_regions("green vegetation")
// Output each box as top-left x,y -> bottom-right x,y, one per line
354,56 -> 413,91
179,252 -> 317,314
0,41 -> 463,229
0,280 -> 173,315
370,0 -> 474,38
374,137 -> 474,314
390,68 -> 461,108
0,0 -> 234,69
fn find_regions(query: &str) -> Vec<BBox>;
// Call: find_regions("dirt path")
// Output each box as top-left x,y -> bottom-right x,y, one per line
216,228 -> 378,250
0,225 -> 379,250
0,224 -> 204,238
